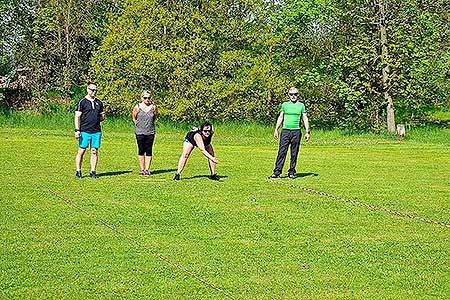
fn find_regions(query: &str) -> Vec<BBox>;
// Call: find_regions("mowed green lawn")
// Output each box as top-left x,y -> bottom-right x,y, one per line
1,124 -> 449,299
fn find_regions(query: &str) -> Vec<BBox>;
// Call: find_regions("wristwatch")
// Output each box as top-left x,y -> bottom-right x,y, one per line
75,129 -> 80,132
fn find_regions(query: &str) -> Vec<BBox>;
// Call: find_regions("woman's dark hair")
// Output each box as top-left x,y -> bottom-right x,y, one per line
200,122 -> 213,134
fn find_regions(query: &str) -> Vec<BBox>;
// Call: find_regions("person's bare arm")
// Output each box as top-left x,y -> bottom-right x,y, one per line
100,101 -> 106,122
302,112 -> 310,141
74,111 -> 82,139
274,112 -> 284,139
132,105 -> 138,124
194,134 -> 218,164
153,105 -> 158,120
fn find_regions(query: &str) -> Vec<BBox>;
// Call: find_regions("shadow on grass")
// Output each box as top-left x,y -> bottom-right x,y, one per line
296,172 -> 319,178
183,174 -> 229,181
274,172 -> 319,179
98,170 -> 132,177
151,168 -> 177,175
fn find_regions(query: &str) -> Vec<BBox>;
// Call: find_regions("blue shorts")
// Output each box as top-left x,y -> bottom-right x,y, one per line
79,132 -> 102,149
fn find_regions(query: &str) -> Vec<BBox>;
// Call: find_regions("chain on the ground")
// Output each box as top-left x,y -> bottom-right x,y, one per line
271,181 -> 450,229
39,184 -> 236,300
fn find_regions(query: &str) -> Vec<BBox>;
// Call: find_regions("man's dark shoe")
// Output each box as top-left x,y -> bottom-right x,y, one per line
268,173 -> 281,179
288,173 -> 296,179
75,171 -> 82,179
90,171 -> 99,179
209,174 -> 220,181
173,173 -> 180,181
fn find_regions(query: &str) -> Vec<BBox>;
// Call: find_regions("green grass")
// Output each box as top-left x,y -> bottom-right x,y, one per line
1,115 -> 449,299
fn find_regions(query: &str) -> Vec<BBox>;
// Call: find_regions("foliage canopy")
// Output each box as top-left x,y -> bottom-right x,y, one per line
2,0 -> 450,129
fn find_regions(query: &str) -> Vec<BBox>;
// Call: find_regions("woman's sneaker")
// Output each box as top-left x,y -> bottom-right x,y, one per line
209,174 -> 220,181
139,170 -> 146,176
144,170 -> 151,176
90,171 -> 98,179
173,173 -> 180,181
75,171 -> 82,179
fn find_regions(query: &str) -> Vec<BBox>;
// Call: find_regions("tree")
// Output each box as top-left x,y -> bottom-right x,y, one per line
91,0 -> 287,121
375,0 -> 395,133
277,0 -> 450,130
14,0 -> 119,96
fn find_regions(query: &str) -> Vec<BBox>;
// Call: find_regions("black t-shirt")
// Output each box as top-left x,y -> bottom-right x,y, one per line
185,129 -> 212,147
75,98 -> 104,133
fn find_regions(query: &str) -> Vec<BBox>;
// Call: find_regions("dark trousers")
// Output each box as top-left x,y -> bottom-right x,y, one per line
273,129 -> 302,175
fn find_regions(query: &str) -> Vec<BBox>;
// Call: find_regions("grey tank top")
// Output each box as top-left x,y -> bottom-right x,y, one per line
135,105 -> 155,135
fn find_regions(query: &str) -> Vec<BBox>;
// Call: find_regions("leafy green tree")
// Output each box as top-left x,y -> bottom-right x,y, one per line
14,0 -> 119,96
387,0 -> 450,124
91,0 -> 287,121
277,0 -> 450,130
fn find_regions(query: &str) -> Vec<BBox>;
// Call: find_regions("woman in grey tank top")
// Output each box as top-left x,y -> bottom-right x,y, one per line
132,90 -> 158,175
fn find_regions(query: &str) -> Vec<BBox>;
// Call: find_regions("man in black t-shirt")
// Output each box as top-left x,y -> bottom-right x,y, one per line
74,82 -> 106,179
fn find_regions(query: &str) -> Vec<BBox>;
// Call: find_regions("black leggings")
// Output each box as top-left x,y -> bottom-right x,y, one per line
136,134 -> 155,156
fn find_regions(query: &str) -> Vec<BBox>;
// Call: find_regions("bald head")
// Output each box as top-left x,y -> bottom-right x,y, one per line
288,87 -> 298,102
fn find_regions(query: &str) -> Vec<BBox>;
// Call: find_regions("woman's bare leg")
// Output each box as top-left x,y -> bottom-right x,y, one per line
176,142 -> 194,175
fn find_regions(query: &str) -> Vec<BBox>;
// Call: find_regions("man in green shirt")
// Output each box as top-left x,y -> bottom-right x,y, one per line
269,87 -> 310,179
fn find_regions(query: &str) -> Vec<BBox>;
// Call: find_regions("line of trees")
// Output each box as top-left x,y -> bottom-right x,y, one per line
1,0 -> 449,130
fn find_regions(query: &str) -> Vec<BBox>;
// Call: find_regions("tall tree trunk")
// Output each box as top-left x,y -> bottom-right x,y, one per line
267,0 -> 276,110
63,0 -> 73,93
377,0 -> 395,133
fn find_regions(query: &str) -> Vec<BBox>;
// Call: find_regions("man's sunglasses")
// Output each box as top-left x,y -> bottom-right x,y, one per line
143,96 -> 150,99
289,93 -> 298,96
88,88 -> 97,92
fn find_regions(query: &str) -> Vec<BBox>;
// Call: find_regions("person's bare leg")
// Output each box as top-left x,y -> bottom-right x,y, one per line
138,155 -> 145,171
90,148 -> 98,172
145,155 -> 152,172
176,142 -> 194,175
76,148 -> 86,171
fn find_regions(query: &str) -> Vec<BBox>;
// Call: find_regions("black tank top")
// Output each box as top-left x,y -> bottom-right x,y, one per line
185,129 -> 212,147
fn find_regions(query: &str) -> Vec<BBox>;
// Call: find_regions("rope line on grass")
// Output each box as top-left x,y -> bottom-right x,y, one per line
271,181 -> 450,229
39,184 -> 236,300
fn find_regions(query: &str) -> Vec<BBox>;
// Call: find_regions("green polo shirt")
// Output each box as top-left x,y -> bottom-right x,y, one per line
281,100 -> 305,129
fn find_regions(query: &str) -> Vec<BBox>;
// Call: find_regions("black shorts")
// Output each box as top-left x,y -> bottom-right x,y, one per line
136,134 -> 155,156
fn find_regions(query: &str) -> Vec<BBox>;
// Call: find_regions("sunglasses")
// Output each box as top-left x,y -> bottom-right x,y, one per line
143,96 -> 150,99
202,129 -> 211,133
288,93 -> 298,96
88,88 -> 97,92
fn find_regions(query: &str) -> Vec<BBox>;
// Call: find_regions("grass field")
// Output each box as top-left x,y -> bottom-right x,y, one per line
1,115 -> 449,299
